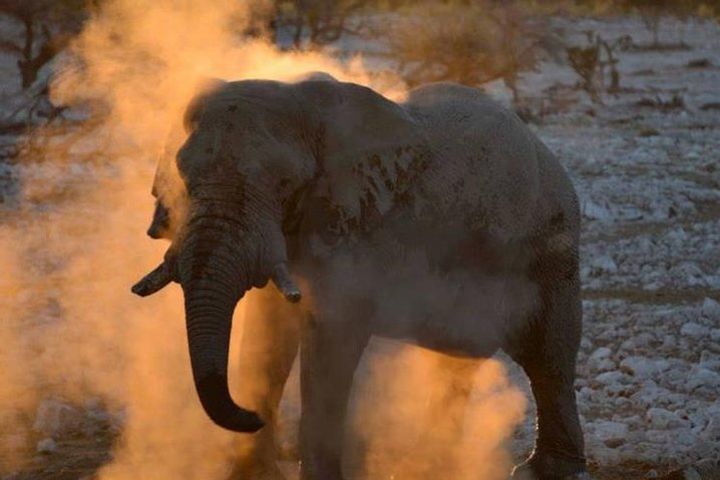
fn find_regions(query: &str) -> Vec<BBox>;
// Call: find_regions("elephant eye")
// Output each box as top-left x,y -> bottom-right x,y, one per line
183,103 -> 203,133
183,116 -> 199,134
175,140 -> 194,178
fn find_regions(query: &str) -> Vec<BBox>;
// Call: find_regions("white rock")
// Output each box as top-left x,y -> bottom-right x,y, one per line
590,347 -> 612,360
587,255 -> 618,277
645,429 -> 672,444
589,444 -> 621,465
680,322 -> 710,338
686,410 -> 708,429
631,380 -> 671,406
86,409 -> 111,424
578,386 -> 594,403
583,200 -> 614,221
703,418 -> 720,441
700,350 -> 720,370
666,227 -> 688,242
614,397 -> 632,408
711,329 -> 720,343
634,332 -> 655,348
110,408 -> 127,430
687,368 -> 720,391
646,408 -> 684,429
592,420 -> 629,447
33,399 -> 83,436
588,347 -> 617,372
595,370 -> 626,386
84,397 -> 103,411
706,401 -> 720,418
654,359 -> 671,372
666,392 -> 691,409
675,429 -> 697,446
663,335 -> 677,349
36,437 -> 57,454
624,415 -> 643,429
620,356 -> 658,379
673,262 -> 707,286
593,358 -> 617,372
701,297 -> 720,322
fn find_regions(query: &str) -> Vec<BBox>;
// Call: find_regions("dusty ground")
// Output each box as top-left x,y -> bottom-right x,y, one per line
1,13 -> 719,480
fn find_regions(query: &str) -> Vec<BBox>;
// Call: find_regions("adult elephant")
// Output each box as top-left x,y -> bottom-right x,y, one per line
133,74 -> 587,480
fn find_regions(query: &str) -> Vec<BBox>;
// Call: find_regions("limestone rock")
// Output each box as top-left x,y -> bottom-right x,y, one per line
33,398 -> 83,436
36,437 -> 57,454
591,420 -> 629,447
681,322 -> 709,339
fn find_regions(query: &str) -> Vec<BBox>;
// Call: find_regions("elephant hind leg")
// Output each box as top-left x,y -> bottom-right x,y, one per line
506,254 -> 587,480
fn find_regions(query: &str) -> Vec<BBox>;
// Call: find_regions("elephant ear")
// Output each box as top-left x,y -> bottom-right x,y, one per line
183,77 -> 227,131
297,80 -> 431,237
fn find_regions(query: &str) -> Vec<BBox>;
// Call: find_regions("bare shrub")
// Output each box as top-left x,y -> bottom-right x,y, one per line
275,0 -> 370,48
380,1 -> 562,102
624,0 -> 697,49
0,0 -> 86,90
635,94 -> 685,111
567,31 -> 631,102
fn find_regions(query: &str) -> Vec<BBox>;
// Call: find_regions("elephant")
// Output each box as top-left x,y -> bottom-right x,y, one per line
132,73 -> 587,480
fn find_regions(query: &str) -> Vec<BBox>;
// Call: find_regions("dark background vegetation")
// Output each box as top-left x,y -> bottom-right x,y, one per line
0,0 -> 719,123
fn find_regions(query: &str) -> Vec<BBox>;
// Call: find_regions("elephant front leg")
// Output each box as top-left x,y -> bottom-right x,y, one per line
300,317 -> 370,480
230,287 -> 302,480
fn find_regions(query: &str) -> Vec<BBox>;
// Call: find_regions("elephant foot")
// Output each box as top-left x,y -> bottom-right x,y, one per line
511,452 -> 589,480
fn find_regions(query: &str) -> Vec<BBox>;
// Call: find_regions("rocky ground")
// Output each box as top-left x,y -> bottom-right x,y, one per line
1,13 -> 719,480
502,15 -> 720,479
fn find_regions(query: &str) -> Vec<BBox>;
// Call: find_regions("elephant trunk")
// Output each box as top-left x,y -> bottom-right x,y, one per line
178,214 -> 264,433
132,183 -> 302,432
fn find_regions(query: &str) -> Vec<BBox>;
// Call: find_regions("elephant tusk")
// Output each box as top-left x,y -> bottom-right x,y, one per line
270,263 -> 302,303
131,261 -> 175,297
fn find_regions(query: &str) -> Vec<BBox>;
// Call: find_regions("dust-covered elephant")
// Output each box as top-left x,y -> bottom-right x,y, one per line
133,74 -> 587,480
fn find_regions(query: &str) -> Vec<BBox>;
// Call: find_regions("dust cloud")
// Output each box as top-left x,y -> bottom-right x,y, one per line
313,251 -> 534,479
349,347 -> 526,480
0,0 -> 528,478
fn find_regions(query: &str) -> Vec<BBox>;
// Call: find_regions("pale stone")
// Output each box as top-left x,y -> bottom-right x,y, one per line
36,437 -> 57,454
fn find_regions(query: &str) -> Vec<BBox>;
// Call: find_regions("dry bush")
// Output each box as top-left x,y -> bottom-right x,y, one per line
0,0 -> 88,138
381,1 -> 562,102
567,31 -> 631,102
573,0 -> 720,47
0,0 -> 87,89
629,0 -> 681,48
275,0 -> 371,48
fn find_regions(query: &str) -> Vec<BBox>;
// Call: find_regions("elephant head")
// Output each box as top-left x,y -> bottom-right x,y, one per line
132,76 -> 428,432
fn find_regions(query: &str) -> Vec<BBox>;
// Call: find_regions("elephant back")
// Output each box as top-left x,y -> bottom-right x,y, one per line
402,83 -> 559,242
